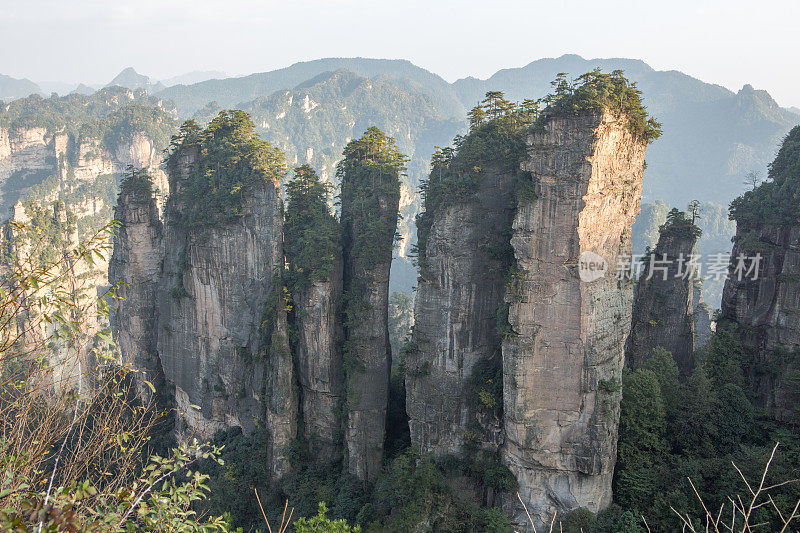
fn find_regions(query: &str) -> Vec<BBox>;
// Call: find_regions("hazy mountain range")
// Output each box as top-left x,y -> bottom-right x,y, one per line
0,68 -> 227,100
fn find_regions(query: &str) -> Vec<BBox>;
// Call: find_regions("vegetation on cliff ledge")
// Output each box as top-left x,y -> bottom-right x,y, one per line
539,69 -> 662,144
284,164 -> 340,293
730,125 -> 800,227
118,164 -> 155,199
338,126 -> 406,272
657,207 -> 702,240
416,70 -> 660,267
414,91 -> 538,266
166,110 -> 287,227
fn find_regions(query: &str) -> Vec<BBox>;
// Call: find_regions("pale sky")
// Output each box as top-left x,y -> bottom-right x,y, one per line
1,0 -> 798,107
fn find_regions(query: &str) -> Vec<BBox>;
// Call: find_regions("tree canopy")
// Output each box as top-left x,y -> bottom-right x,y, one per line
730,125 -> 800,227
166,110 -> 287,227
284,164 -> 340,292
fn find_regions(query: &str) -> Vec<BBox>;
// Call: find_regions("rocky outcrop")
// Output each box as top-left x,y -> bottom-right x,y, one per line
405,166 -> 513,457
292,270 -> 344,461
108,178 -> 166,403
627,211 -> 700,373
502,112 -> 647,527
721,224 -> 800,424
157,151 -> 296,477
339,129 -> 402,481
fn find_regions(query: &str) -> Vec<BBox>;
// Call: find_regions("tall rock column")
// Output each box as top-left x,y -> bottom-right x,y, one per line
721,125 -> 800,424
284,165 -> 344,462
157,113 -> 297,478
627,209 -> 701,374
406,162 -> 515,456
339,127 -> 403,481
109,169 -> 166,402
502,111 -> 647,526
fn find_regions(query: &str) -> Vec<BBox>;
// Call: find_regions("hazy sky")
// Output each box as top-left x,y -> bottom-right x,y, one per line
1,0 -> 798,106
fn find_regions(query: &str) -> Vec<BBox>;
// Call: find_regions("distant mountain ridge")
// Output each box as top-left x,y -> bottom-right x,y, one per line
155,57 -> 465,118
0,74 -> 41,101
106,67 -> 166,93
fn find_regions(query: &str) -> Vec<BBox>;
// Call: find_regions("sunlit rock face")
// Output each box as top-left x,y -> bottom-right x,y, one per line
502,111 -> 647,528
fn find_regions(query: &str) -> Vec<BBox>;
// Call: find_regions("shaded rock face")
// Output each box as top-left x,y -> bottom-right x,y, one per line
108,185 -> 166,401
721,224 -> 800,423
692,281 -> 714,350
340,183 -> 400,482
627,224 -> 699,373
292,266 -> 344,461
406,167 -> 514,456
156,153 -> 296,478
502,112 -> 646,527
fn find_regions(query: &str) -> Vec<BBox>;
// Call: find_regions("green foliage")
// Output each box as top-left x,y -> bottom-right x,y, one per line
617,369 -> 667,473
415,93 -> 536,266
730,125 -> 800,227
294,502 -> 362,532
284,164 -> 340,293
338,126 -> 405,272
613,321 -> 800,531
469,356 -> 503,416
701,319 -> 745,390
658,208 -> 702,239
119,165 -> 155,199
539,69 -> 662,144
167,110 -> 287,227
561,508 -> 598,533
1,440 -> 232,532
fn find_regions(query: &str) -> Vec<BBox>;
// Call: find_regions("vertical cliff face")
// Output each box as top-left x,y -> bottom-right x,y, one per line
339,128 -> 403,481
158,171 -> 296,477
406,167 -> 514,456
721,224 -> 800,423
721,125 -> 800,424
108,174 -> 166,401
627,210 -> 700,373
693,280 -> 714,350
292,272 -> 343,460
284,164 -> 345,462
502,112 -> 647,525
